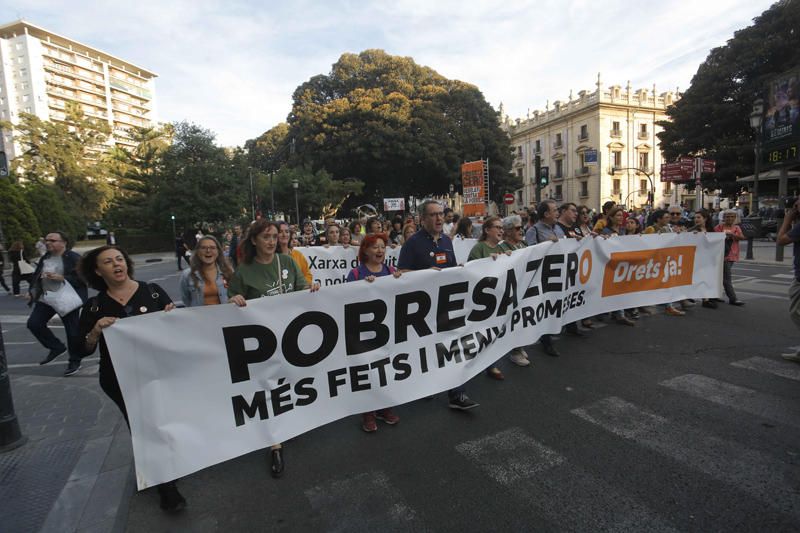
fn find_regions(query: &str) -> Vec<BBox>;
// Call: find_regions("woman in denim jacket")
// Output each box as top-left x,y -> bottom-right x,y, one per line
179,235 -> 232,307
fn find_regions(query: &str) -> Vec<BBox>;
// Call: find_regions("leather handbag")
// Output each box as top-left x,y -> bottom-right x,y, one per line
41,281 -> 83,316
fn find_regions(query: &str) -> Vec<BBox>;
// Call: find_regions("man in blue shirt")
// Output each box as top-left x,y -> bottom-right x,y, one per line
398,200 -> 479,410
777,198 -> 800,363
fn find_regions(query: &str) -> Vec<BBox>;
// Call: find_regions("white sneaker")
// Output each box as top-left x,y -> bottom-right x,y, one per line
781,352 -> 800,363
509,348 -> 530,367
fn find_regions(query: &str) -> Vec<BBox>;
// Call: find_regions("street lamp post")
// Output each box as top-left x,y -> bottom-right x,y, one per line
615,168 -> 655,209
0,320 -> 27,452
171,214 -> 176,238
292,178 -> 300,225
746,98 -> 765,260
248,168 -> 255,220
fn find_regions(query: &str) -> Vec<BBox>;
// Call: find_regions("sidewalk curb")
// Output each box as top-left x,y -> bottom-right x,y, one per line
38,416 -> 134,533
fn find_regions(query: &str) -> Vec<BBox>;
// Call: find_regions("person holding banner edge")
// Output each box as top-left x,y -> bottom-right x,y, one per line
397,199 -> 479,411
76,245 -> 186,512
228,220 -> 321,478
346,232 -> 403,432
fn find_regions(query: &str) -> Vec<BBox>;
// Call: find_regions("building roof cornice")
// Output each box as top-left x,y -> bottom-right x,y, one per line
0,19 -> 157,78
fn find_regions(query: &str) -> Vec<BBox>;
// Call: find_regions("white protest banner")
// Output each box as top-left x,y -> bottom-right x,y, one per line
383,198 -> 405,211
104,233 -> 723,489
296,238 -> 477,285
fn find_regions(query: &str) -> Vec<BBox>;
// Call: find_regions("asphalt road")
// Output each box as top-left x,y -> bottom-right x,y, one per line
2,257 -> 799,532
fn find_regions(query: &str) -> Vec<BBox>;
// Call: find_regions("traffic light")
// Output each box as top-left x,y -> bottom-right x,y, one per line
539,166 -> 550,187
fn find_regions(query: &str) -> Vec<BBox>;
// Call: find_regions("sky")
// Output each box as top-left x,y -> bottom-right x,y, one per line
3,0 -> 778,146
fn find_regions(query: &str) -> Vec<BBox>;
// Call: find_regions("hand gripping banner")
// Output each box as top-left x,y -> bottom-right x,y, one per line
104,233 -> 723,489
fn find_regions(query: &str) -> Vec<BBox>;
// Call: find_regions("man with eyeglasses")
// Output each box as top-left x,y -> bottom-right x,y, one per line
27,232 -> 88,376
524,200 -> 564,356
398,200 -> 479,410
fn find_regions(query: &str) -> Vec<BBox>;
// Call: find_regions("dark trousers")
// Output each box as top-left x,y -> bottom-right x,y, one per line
0,269 -> 9,291
723,261 -> 737,303
12,269 -> 32,295
27,302 -> 82,364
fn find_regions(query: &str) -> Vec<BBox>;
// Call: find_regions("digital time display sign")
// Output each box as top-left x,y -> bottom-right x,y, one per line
763,140 -> 799,166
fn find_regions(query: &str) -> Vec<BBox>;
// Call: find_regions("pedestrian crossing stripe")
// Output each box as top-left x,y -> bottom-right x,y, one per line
571,396 -> 800,518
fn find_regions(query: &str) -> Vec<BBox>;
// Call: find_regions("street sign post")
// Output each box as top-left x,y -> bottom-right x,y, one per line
503,193 -> 515,205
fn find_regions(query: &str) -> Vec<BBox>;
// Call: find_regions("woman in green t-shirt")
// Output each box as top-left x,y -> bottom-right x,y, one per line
467,215 -> 518,379
229,220 -> 320,479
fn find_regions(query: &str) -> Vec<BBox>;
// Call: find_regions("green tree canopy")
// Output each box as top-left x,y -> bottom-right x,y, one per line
254,165 -> 364,221
657,0 -> 800,194
286,50 -> 516,204
105,125 -> 173,229
23,182 -> 84,242
151,122 -> 249,232
1,102 -> 113,218
0,178 -> 40,252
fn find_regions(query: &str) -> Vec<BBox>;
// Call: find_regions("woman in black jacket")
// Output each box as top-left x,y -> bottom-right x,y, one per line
77,245 -> 186,513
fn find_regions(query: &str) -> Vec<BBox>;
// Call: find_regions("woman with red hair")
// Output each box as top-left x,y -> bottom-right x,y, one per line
346,233 -> 402,432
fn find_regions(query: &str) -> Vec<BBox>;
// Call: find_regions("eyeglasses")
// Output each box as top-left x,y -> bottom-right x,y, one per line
198,246 -> 217,252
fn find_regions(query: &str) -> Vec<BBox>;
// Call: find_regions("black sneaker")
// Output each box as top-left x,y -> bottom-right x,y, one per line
158,481 -> 187,512
542,343 -> 561,357
63,362 -> 81,376
448,393 -> 479,410
40,348 -> 66,365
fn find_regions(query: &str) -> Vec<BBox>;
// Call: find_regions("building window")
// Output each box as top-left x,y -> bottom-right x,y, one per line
580,181 -> 588,197
535,139 -> 541,153
612,179 -> 621,195
639,152 -> 649,171
612,150 -> 622,168
664,182 -> 672,194
640,179 -> 648,193
579,124 -> 588,140
555,159 -> 563,179
517,168 -> 523,178
554,133 -> 563,148
639,123 -> 648,139
555,185 -> 563,200
517,145 -> 523,158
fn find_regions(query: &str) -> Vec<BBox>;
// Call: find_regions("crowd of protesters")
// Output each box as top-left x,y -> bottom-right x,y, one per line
8,197 -> 753,515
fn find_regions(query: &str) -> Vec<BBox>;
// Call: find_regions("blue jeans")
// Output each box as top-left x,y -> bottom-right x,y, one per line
27,302 -> 82,364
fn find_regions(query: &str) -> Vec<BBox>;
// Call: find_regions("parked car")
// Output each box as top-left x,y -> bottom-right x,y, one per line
85,221 -> 108,239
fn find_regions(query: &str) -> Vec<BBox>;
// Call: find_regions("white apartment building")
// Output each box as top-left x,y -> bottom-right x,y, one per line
0,19 -> 157,162
503,75 -> 711,212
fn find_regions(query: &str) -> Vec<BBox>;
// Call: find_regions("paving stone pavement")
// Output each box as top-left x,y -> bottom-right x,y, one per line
0,374 -> 134,533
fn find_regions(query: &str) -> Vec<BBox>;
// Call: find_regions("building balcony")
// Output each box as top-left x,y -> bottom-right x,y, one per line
609,129 -> 622,138
553,141 -> 563,150
637,166 -> 653,175
552,194 -> 563,202
579,189 -> 589,198
533,146 -> 541,154
609,166 -> 624,174
638,131 -> 649,140
577,133 -> 589,142
552,173 -> 564,181
574,167 -> 590,177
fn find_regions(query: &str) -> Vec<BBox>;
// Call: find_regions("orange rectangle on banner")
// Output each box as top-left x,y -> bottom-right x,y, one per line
601,246 -> 696,297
